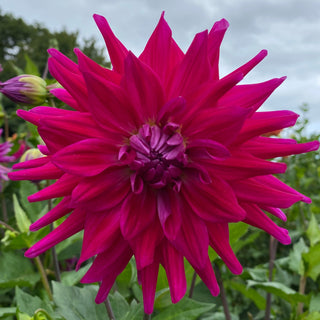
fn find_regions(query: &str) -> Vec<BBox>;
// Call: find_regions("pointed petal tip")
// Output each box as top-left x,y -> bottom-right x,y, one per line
24,247 -> 37,259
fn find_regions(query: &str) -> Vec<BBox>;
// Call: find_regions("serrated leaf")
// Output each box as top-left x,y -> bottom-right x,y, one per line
13,194 -> 31,234
152,297 -> 214,320
303,242 -> 320,281
306,214 -> 320,247
121,301 -> 144,320
60,263 -> 91,286
108,291 -> 129,319
289,238 -> 308,275
247,280 -> 309,305
15,287 -> 53,317
227,281 -> 266,310
52,281 -> 107,320
0,251 -> 40,288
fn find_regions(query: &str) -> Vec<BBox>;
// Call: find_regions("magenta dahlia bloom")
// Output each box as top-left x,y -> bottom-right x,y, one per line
8,13 -> 319,313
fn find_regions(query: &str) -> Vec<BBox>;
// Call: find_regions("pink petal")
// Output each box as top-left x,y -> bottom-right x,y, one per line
160,240 -> 187,303
28,173 -> 80,202
260,205 -> 287,222
218,77 -> 286,114
80,66 -> 139,134
182,105 -> 251,146
79,207 -> 121,265
71,167 -> 130,208
187,139 -> 230,160
128,219 -> 163,270
50,88 -> 79,110
48,48 -> 80,74
206,222 -> 243,274
241,137 -> 320,159
140,260 -> 160,314
93,14 -> 128,74
157,96 -> 186,124
193,258 -> 220,296
206,151 -> 287,180
168,30 -> 211,98
52,138 -> 119,177
181,176 -> 246,223
48,57 -> 88,112
25,207 -> 85,258
81,239 -> 132,283
230,176 -> 308,208
120,187 -> 157,240
236,110 -> 298,143
208,18 -> 229,79
12,156 -> 49,169
139,12 -> 172,83
171,202 -> 209,269
241,202 -> 291,244
8,162 -> 63,181
226,50 -> 268,79
75,48 -> 121,84
30,197 -> 72,231
157,189 -> 182,240
122,52 -> 165,121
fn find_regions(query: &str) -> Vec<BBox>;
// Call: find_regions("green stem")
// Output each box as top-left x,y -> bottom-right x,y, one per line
265,236 -> 278,320
297,275 -> 307,315
188,271 -> 197,298
214,263 -> 231,320
34,256 -> 53,301
143,313 -> 151,320
0,220 -> 16,232
104,297 -> 116,320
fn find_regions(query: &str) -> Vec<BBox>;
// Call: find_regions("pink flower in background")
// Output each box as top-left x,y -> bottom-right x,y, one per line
0,129 -> 15,190
9,13 -> 319,313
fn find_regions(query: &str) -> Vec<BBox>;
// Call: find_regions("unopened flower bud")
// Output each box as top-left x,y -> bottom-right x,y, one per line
0,75 -> 48,106
20,148 -> 45,163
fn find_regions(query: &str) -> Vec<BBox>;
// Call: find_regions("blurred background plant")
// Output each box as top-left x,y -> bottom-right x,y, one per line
0,10 -> 320,320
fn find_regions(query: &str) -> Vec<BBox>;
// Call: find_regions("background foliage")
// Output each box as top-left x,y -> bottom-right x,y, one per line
1,10 -> 320,320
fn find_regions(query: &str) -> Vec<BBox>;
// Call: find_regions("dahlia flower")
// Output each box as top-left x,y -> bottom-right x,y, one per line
8,13 -> 319,313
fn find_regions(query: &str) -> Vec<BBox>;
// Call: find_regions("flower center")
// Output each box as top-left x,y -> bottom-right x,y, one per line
123,123 -> 187,192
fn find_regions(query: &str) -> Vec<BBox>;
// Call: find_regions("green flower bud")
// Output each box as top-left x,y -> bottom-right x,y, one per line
0,75 -> 48,106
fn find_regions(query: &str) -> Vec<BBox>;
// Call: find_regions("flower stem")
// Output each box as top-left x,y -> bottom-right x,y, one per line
297,275 -> 307,315
143,313 -> 151,320
104,297 -> 116,320
188,271 -> 197,298
34,256 -> 53,301
264,236 -> 278,320
0,220 -> 16,232
214,263 -> 231,320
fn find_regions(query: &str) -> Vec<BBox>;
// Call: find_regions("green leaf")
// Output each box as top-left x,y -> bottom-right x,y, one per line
116,259 -> 137,297
303,242 -> 320,281
227,281 -> 266,310
121,301 -> 144,320
247,280 -> 309,305
60,264 -> 91,286
13,194 -> 31,234
15,287 -> 53,317
0,251 -> 40,288
108,291 -> 129,319
19,181 -> 45,222
310,294 -> 320,312
289,238 -> 308,276
0,307 -> 16,317
24,54 -> 40,76
154,288 -> 172,310
306,214 -> 320,247
152,297 -> 214,320
52,281 -> 107,320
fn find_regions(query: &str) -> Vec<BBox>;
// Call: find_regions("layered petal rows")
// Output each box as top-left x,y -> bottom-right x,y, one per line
9,13 -> 319,314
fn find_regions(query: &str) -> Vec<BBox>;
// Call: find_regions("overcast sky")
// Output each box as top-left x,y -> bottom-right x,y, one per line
1,0 -> 320,134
